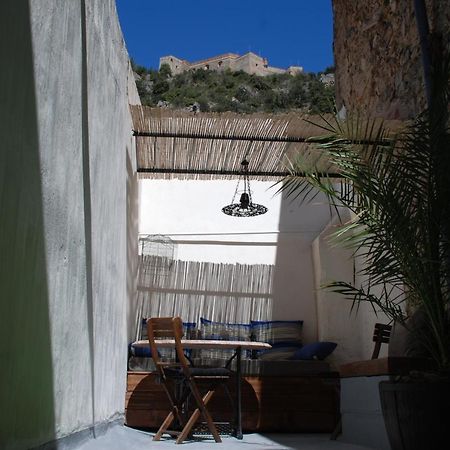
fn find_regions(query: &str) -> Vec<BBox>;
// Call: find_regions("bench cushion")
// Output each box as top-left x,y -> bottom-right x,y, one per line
292,341 -> 337,360
250,320 -> 303,358
241,359 -> 331,376
199,317 -> 251,362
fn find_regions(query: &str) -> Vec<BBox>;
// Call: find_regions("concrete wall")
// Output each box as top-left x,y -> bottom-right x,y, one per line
0,1 -> 139,448
139,179 -> 333,344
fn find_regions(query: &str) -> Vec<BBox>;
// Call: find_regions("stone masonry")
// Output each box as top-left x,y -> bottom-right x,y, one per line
159,51 -> 303,77
333,0 -> 450,120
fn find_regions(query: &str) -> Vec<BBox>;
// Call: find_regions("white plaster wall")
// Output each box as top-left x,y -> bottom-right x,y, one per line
271,232 -> 319,342
312,214 -> 389,366
353,251 -> 392,360
140,179 -> 282,264
139,178 -> 332,343
140,179 -> 332,263
0,1 -> 139,448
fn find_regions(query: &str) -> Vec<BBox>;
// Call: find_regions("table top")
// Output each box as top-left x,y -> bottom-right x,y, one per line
133,339 -> 271,350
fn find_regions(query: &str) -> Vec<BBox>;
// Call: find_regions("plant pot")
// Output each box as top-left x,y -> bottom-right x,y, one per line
379,380 -> 450,450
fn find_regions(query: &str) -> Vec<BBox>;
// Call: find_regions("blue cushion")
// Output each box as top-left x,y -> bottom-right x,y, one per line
292,342 -> 337,360
129,342 -> 152,358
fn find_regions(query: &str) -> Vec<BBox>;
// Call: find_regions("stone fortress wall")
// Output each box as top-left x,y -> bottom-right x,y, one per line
160,51 -> 303,77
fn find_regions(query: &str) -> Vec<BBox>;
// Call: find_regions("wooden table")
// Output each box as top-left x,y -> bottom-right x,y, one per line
133,339 -> 271,439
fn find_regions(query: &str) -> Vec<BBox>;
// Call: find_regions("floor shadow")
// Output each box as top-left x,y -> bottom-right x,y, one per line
0,1 -> 55,448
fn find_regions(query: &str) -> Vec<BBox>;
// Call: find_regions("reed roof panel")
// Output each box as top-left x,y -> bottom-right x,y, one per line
131,105 -> 402,180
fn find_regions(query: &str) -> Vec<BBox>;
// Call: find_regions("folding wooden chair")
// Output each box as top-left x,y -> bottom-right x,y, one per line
371,323 -> 392,359
147,317 -> 231,444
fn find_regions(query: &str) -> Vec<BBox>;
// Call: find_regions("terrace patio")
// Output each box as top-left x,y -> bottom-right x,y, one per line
2,2 -> 448,450
75,425 -> 373,450
123,106 -> 402,449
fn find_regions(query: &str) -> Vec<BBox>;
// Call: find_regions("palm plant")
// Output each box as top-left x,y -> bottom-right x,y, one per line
278,58 -> 450,372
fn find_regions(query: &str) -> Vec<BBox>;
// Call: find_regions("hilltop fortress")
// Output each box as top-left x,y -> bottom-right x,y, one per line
159,52 -> 303,77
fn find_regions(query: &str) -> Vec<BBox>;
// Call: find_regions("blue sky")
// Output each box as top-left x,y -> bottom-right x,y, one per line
116,0 -> 334,73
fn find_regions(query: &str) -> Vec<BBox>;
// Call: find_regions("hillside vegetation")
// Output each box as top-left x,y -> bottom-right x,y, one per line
133,62 -> 334,114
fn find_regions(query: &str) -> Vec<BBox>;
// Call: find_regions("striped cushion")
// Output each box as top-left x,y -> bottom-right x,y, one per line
257,345 -> 303,361
199,318 -> 251,364
200,317 -> 251,341
250,320 -> 303,347
140,319 -> 197,361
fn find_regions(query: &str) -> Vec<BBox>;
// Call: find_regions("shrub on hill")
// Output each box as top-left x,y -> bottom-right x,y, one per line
132,61 -> 334,114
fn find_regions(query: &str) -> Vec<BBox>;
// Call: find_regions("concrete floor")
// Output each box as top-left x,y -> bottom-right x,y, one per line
76,425 -> 377,450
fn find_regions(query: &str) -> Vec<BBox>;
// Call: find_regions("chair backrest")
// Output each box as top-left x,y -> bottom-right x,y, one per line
371,322 -> 392,359
146,317 -> 190,375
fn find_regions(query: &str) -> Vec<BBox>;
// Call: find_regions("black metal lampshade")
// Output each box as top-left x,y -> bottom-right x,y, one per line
222,159 -> 268,217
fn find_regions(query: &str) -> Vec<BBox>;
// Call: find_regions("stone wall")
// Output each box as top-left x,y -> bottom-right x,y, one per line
0,1 -> 140,448
159,55 -> 189,75
333,0 -> 450,119
160,51 -> 303,77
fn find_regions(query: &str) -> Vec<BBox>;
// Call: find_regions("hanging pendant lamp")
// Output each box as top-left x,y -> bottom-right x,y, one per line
222,159 -> 268,217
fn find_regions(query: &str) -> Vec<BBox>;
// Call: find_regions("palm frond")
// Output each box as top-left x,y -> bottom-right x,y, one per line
276,55 -> 450,370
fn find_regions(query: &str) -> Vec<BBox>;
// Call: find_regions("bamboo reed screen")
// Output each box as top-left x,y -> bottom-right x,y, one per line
134,256 -> 274,340
130,105 -> 332,180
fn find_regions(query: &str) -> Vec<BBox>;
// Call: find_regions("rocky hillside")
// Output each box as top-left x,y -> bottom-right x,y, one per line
133,61 -> 335,114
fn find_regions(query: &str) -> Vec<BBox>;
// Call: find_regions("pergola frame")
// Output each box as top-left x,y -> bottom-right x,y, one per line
131,105 -> 396,179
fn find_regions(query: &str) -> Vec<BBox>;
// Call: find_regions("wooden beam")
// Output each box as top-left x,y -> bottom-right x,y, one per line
133,130 -> 392,147
137,167 -> 342,178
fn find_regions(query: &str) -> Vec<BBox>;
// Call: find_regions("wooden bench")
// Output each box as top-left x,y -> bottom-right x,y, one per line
125,370 -> 340,432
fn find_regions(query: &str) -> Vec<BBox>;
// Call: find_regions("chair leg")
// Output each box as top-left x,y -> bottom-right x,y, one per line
154,410 -> 176,441
176,405 -> 201,444
330,417 -> 342,440
176,386 -> 221,444
154,384 -> 191,440
198,391 -> 221,443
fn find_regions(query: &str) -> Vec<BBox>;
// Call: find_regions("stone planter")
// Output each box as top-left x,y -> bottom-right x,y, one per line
379,380 -> 450,450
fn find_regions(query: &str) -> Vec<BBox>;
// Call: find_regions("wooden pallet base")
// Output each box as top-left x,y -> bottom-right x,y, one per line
125,371 -> 340,432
